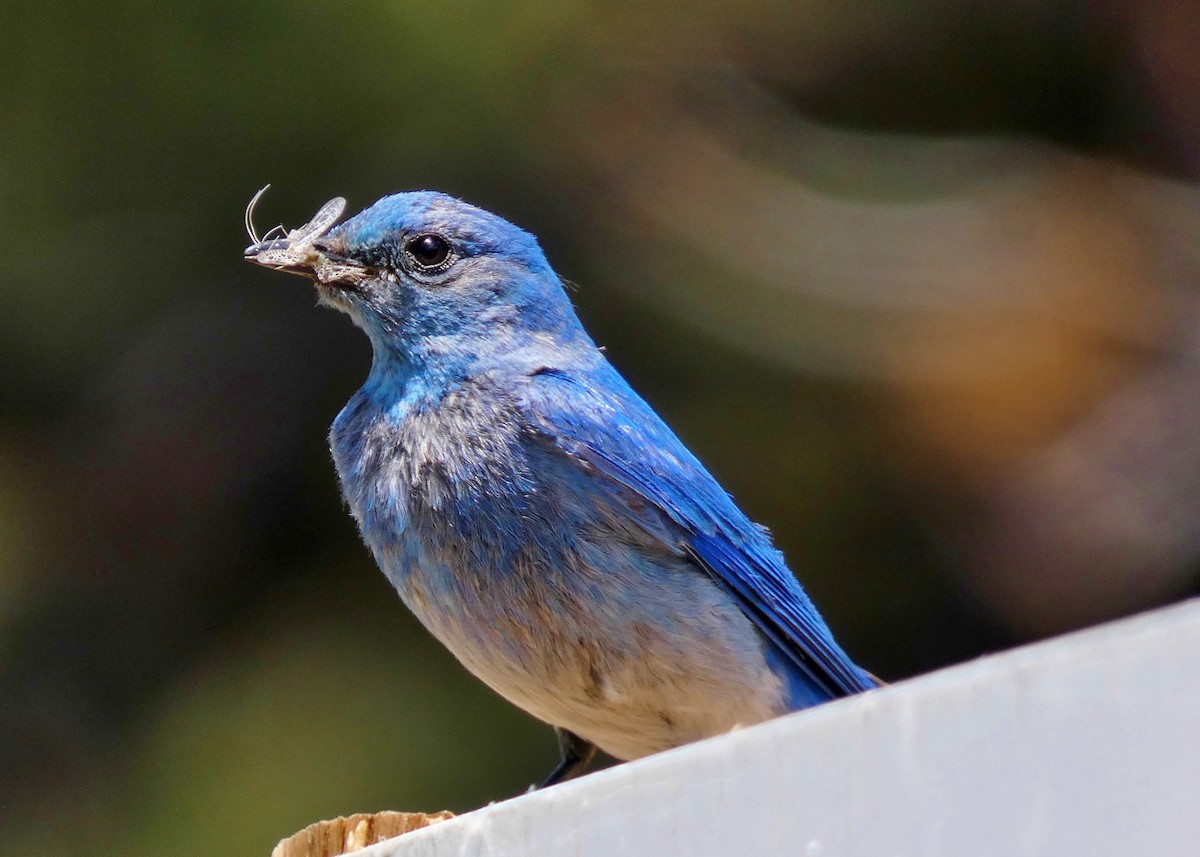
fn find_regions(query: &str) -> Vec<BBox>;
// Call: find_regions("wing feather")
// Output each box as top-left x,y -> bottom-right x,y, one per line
521,366 -> 875,698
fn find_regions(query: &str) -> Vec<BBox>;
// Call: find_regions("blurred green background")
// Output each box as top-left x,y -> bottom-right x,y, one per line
4,1 -> 1200,854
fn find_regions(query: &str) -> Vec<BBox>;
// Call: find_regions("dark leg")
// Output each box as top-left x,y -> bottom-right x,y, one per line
537,728 -> 597,788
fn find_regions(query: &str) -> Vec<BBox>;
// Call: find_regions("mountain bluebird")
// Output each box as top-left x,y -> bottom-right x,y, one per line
244,190 -> 877,786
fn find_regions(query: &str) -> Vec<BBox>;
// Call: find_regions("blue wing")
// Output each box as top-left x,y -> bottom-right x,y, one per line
521,365 -> 876,700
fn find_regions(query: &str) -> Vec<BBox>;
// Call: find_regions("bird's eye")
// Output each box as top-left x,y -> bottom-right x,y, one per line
404,233 -> 453,271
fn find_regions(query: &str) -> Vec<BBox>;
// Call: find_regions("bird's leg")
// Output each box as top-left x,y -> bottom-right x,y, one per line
537,728 -> 597,789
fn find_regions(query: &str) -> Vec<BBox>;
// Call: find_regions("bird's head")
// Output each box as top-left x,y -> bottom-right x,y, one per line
244,190 -> 587,370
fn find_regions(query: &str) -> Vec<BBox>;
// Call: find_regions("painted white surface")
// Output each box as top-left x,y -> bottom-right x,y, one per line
367,599 -> 1200,857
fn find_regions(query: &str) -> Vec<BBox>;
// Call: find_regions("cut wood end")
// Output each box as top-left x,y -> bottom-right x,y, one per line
271,810 -> 454,857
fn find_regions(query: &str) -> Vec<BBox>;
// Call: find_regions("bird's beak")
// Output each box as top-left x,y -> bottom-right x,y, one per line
244,237 -> 370,287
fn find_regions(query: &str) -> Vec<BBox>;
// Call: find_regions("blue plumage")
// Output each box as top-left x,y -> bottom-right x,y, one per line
245,190 -> 876,784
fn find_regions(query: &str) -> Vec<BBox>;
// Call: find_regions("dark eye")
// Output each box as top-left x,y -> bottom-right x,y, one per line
404,233 -> 452,271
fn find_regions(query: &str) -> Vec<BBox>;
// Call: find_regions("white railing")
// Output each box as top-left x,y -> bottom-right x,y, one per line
361,599 -> 1200,857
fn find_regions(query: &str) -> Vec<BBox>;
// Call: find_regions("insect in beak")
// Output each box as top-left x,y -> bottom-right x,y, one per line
244,187 -> 366,286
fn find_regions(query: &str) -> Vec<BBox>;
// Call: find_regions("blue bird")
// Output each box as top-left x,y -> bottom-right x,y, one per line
244,190 -> 877,786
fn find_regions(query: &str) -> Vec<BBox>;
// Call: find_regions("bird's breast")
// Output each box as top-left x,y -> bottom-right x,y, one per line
329,384 -> 544,610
